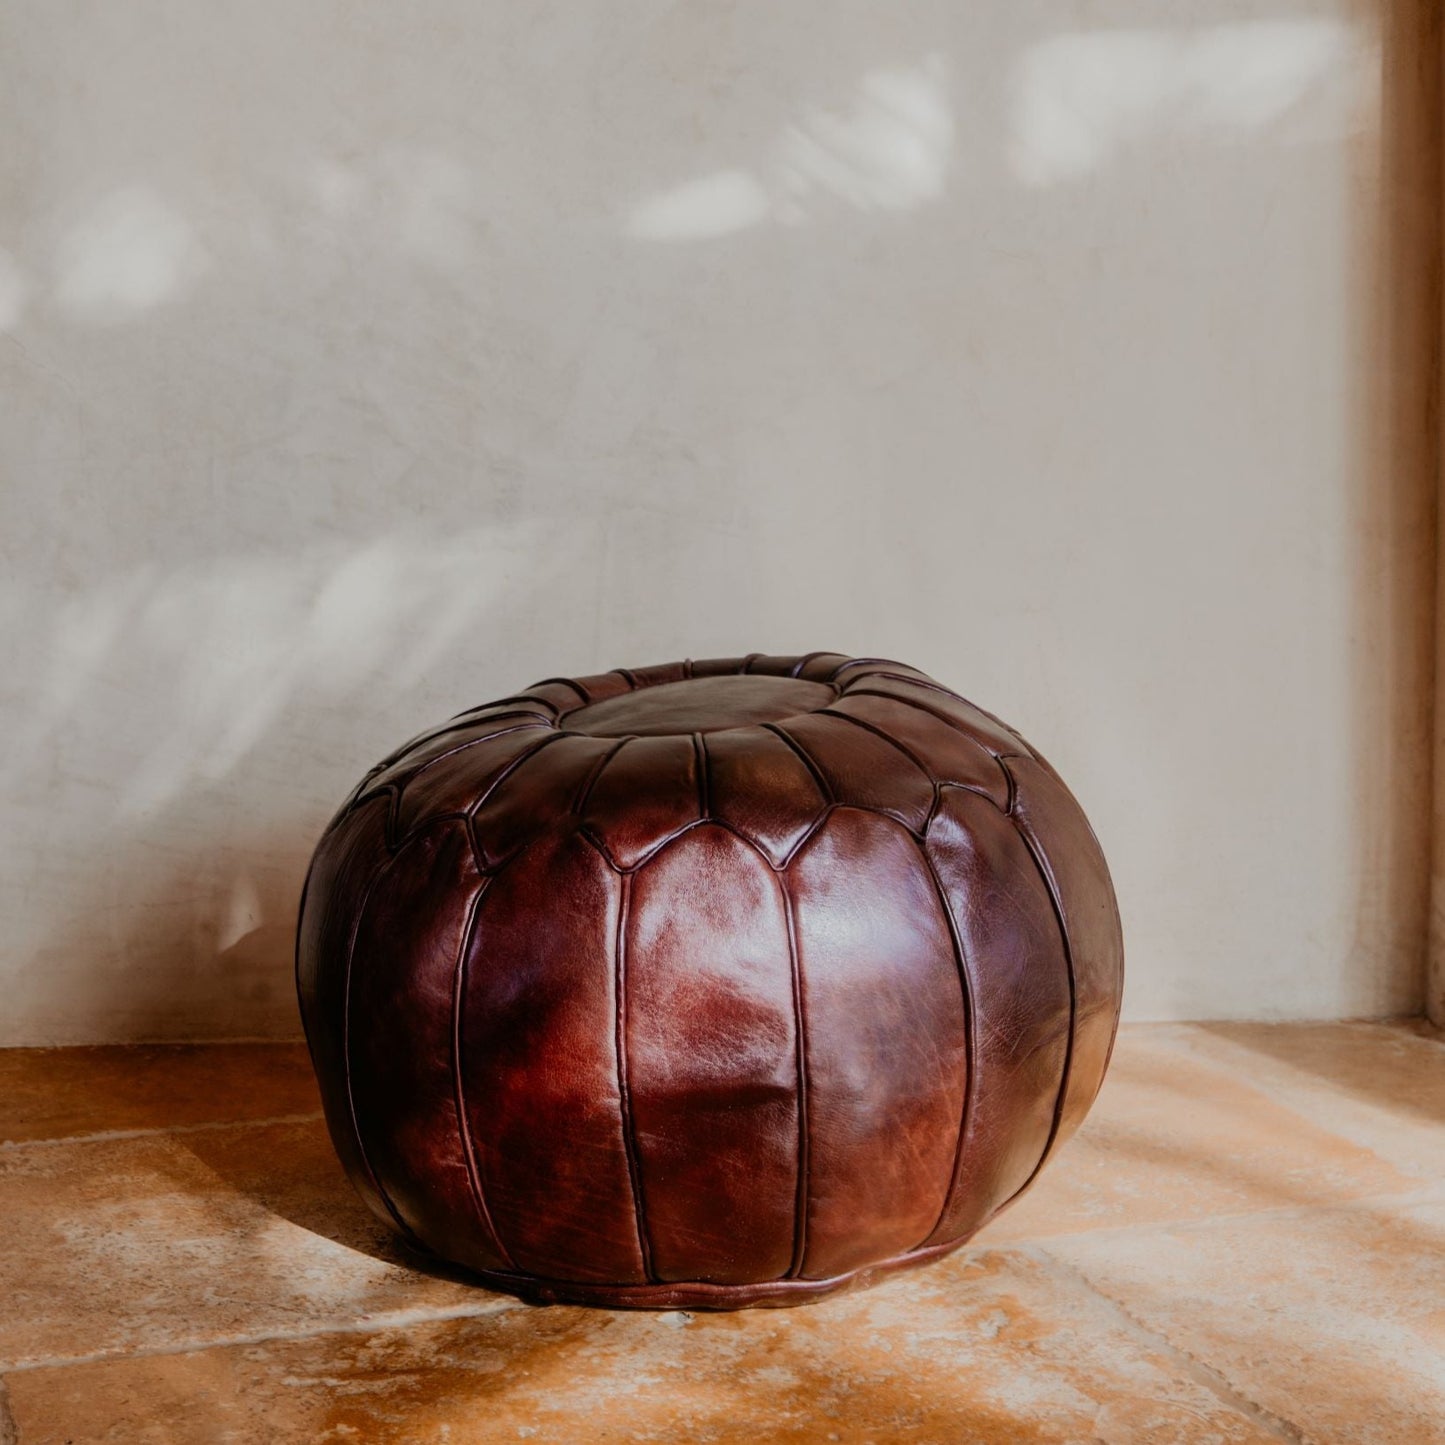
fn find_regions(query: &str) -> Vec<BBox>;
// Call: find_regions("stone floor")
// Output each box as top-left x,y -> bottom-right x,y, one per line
2,1021 -> 1443,1444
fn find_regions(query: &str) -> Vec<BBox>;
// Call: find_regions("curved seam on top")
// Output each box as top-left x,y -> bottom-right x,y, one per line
829,656 -> 917,682
452,878 -> 517,1270
573,735 -> 635,816
466,732 -> 572,866
912,837 -> 976,1248
740,652 -> 763,674
529,676 -> 590,704
615,667 -> 641,690
779,871 -> 811,1278
814,707 -> 937,786
849,672 -> 1035,756
614,872 -> 656,1281
994,759 -> 1077,1211
342,857 -> 425,1248
763,723 -> 834,804
389,709 -> 553,765
466,732 -> 569,820
789,650 -> 836,678
845,688 -> 1011,764
388,722 -> 553,813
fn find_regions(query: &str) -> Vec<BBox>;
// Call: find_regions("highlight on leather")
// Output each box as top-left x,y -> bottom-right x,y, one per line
295,652 -> 1124,1310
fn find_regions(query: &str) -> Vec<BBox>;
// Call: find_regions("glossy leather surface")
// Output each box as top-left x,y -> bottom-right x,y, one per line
296,653 -> 1124,1309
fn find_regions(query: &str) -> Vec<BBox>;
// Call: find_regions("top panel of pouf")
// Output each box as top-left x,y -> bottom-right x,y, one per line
563,675 -> 837,736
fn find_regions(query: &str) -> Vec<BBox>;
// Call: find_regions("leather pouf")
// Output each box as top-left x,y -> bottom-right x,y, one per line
296,653 -> 1124,1309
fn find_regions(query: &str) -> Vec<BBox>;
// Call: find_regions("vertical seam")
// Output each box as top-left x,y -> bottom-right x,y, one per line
996,759 -> 1077,1208
343,859 -> 424,1248
614,871 -> 656,1280
780,872 -> 811,1278
915,838 -> 975,1246
452,879 -> 516,1269
692,731 -> 709,818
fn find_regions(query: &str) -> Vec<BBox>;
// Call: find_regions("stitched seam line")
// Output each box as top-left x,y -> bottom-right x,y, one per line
996,759 -> 1077,1208
528,676 -> 590,704
614,872 -> 655,1281
781,873 -> 811,1278
573,735 -> 635,815
342,858 -> 424,1248
789,650 -> 835,678
692,732 -> 709,818
815,707 -> 936,786
762,722 -> 834,804
383,722 -> 552,813
915,838 -> 975,1246
452,879 -> 516,1270
844,687 -> 1013,766
846,672 -> 1036,754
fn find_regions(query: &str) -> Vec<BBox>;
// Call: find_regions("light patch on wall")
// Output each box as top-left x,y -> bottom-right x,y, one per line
218,873 -> 265,955
627,169 -> 772,242
53,187 -> 208,323
0,246 -> 29,329
625,55 -> 952,240
305,148 -> 476,267
1010,20 -> 1358,187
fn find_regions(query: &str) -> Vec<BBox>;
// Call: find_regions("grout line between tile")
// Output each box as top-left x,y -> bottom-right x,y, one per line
1017,1245 -> 1307,1444
1,1299 -> 522,1376
0,1112 -> 325,1153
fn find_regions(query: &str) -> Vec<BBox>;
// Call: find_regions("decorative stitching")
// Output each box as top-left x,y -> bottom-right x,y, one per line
614,872 -> 656,1280
528,676 -> 590,704
993,758 -> 1077,1210
788,651 -> 823,678
452,879 -> 517,1270
692,732 -> 709,818
762,723 -> 833,804
573,735 -> 635,815
913,838 -> 975,1247
780,872 -> 811,1278
844,687 -> 1009,759
342,854 -> 426,1249
815,707 -> 936,785
386,721 -> 552,816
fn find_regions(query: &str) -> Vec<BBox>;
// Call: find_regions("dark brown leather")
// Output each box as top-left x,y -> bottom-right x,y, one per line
296,653 -> 1124,1309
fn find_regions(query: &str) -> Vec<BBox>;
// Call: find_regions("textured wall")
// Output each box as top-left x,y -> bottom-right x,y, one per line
0,2 -> 1435,1042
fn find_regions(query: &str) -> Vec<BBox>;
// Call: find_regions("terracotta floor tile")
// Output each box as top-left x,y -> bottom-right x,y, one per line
0,1042 -> 318,1144
981,1026 -> 1417,1245
0,1117 -> 508,1369
4,1247 -> 1280,1445
1047,1188 -> 1445,1445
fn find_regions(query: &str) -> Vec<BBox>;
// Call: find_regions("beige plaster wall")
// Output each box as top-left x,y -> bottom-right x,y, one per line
1,2 -> 1436,1042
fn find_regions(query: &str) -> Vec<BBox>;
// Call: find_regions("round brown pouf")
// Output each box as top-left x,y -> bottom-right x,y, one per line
296,652 -> 1123,1310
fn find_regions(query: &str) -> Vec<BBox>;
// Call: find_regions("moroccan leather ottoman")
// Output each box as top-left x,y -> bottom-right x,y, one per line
296,652 -> 1124,1309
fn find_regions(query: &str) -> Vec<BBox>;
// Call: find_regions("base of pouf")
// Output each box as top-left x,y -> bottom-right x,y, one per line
439,1236 -> 970,1311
